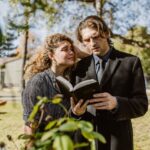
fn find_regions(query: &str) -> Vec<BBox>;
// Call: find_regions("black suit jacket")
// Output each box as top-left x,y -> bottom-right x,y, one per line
71,48 -> 148,150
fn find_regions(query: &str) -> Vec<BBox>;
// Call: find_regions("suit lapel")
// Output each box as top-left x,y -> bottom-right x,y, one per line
86,56 -> 97,80
100,50 -> 121,86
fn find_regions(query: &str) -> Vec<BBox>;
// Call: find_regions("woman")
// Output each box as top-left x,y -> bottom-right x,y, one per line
22,33 -> 76,134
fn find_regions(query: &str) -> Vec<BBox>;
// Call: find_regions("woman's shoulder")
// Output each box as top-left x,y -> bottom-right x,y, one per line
26,71 -> 47,85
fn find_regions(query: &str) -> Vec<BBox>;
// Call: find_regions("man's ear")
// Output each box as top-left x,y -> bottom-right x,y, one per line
105,30 -> 111,39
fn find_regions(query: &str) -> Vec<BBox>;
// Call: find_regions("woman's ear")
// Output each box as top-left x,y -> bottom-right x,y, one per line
48,52 -> 54,60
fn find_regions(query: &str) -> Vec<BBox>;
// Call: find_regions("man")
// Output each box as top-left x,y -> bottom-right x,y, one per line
70,16 -> 148,150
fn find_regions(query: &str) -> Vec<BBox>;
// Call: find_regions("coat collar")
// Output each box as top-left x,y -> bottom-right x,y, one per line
100,49 -> 121,86
86,49 -> 121,86
45,68 -> 61,93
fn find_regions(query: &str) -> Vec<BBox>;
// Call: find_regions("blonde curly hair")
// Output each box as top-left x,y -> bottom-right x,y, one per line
24,33 -> 74,80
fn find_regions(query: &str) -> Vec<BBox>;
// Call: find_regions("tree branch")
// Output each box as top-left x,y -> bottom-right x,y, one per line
112,33 -> 150,49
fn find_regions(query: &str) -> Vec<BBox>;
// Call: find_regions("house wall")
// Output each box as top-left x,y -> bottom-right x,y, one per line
4,59 -> 23,87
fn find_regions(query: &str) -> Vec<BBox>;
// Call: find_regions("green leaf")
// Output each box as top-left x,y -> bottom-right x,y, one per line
18,134 -> 32,139
59,121 -> 78,132
28,97 -> 48,121
52,97 -> 62,104
81,131 -> 93,141
45,120 -> 57,130
41,129 -> 58,141
56,117 -> 68,126
90,132 -> 106,144
81,131 -> 106,144
74,142 -> 89,148
35,139 -> 52,147
28,104 -> 39,121
78,120 -> 93,132
53,135 -> 74,150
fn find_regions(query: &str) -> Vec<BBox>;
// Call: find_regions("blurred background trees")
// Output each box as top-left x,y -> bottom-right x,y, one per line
0,0 -> 150,88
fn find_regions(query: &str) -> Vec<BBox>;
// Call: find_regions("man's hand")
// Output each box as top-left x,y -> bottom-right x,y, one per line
89,92 -> 118,110
70,97 -> 89,116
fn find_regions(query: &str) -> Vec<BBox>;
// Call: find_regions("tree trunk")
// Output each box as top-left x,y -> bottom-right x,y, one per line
95,0 -> 103,17
21,29 -> 29,90
21,10 -> 29,90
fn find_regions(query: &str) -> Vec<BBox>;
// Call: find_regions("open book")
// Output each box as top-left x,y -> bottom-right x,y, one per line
56,76 -> 100,102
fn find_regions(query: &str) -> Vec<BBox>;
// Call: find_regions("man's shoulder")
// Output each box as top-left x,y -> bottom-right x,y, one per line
113,48 -> 138,60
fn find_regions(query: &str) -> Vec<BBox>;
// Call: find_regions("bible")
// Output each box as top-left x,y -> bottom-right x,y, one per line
56,76 -> 100,102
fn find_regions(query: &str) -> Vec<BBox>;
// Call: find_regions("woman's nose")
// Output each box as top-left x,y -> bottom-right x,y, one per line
68,49 -> 74,55
90,38 -> 96,46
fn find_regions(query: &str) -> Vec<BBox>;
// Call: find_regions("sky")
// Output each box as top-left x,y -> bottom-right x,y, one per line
0,0 -> 150,55
1,0 -> 150,35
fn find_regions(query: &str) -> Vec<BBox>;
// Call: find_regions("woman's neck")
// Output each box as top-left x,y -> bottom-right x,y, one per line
50,64 -> 66,76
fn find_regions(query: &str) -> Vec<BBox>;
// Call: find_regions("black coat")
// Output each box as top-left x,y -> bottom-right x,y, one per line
71,49 -> 148,150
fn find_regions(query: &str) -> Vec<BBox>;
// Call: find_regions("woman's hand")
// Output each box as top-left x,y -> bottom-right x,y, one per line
70,97 -> 89,116
74,45 -> 91,59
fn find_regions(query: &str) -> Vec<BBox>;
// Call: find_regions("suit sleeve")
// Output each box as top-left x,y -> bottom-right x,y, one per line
114,57 -> 148,121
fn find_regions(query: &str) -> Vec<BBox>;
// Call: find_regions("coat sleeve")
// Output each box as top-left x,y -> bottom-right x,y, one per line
69,109 -> 95,122
22,75 -> 45,123
113,57 -> 148,121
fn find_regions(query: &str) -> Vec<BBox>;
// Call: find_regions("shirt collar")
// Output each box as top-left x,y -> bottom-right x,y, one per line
93,48 -> 112,65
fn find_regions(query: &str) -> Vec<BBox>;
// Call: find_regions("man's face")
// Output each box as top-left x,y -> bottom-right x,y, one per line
81,27 -> 109,56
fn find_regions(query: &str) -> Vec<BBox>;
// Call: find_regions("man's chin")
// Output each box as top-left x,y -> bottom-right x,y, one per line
93,51 -> 100,55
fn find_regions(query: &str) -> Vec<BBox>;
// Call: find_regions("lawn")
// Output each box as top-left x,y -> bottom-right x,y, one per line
0,101 -> 150,150
0,101 -> 24,149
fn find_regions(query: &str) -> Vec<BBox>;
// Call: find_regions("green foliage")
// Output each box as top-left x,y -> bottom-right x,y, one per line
0,23 -> 18,57
53,135 -> 74,150
113,25 -> 150,76
19,96 -> 106,150
0,27 -> 6,55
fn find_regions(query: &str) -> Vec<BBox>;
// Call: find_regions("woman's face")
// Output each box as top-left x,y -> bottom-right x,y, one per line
51,41 -> 76,67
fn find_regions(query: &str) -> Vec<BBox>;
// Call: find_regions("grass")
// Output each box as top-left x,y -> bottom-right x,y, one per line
0,101 -> 24,150
132,106 -> 150,150
0,101 -> 150,150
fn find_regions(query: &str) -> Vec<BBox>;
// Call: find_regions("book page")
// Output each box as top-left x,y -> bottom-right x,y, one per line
74,79 -> 97,91
56,76 -> 73,91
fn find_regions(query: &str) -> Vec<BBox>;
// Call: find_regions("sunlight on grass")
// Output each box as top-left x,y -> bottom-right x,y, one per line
0,101 -> 24,149
132,108 -> 150,150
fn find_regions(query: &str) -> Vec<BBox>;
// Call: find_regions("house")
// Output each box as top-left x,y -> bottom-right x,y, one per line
0,57 -> 23,88
0,31 -> 41,89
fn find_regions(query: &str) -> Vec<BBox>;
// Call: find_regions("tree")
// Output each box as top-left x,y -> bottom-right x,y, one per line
1,22 -> 18,57
9,0 -> 65,89
78,0 -> 150,49
113,26 -> 150,76
0,26 -> 6,57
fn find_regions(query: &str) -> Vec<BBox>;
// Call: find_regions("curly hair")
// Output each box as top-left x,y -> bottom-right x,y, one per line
24,33 -> 74,80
